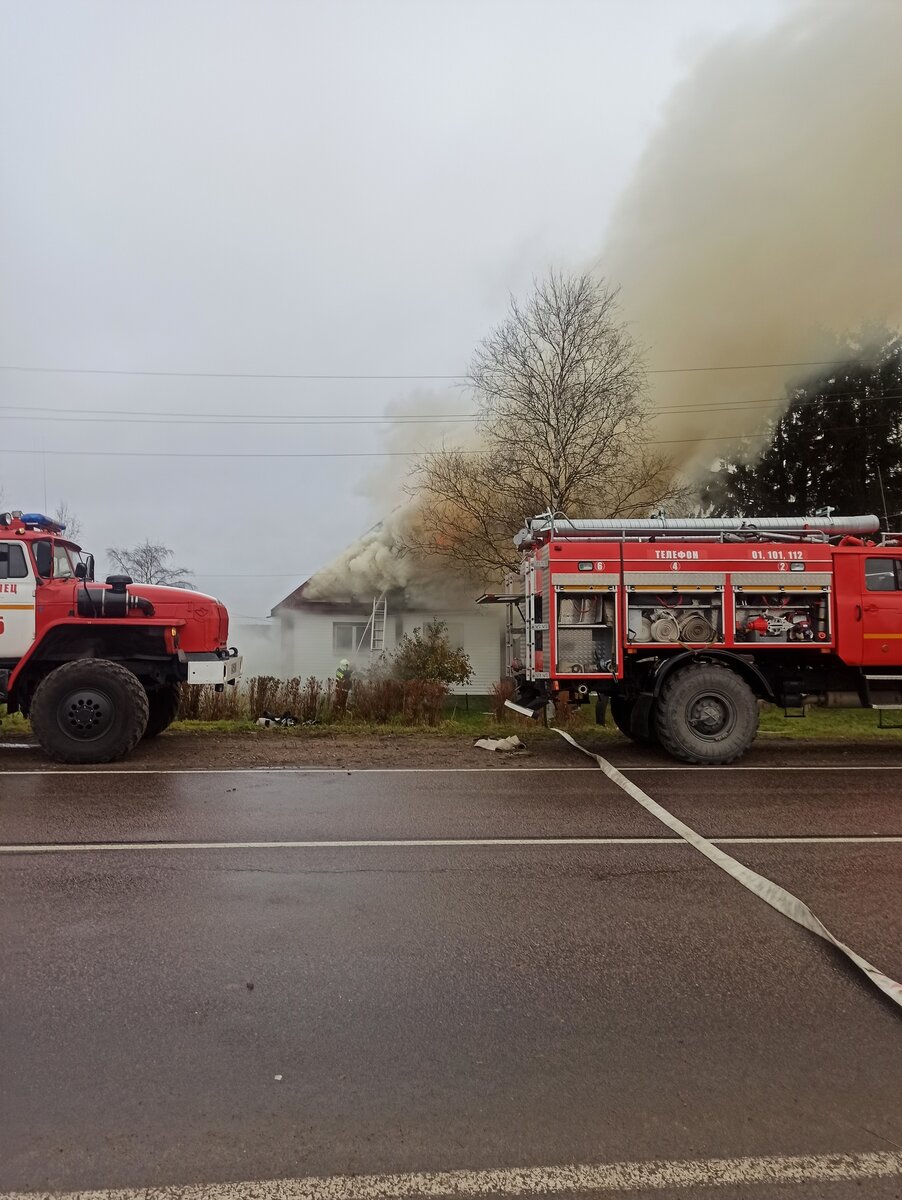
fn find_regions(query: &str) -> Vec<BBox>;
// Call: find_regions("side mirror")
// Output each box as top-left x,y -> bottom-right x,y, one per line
75,554 -> 95,581
34,540 -> 52,579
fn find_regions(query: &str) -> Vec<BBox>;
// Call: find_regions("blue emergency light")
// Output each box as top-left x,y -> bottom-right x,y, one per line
19,513 -> 66,532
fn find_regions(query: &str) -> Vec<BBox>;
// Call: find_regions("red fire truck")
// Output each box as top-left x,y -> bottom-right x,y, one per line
0,511 -> 241,763
479,513 -> 902,764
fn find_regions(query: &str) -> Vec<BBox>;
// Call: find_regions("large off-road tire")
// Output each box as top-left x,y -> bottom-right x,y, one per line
143,684 -> 181,739
608,694 -> 657,745
655,663 -> 758,765
30,659 -> 149,764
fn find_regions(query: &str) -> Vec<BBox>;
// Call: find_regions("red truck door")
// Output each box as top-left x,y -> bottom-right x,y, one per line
861,553 -> 902,666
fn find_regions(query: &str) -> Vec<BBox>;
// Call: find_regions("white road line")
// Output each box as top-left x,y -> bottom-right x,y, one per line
3,1149 -> 901,1199
628,764 -> 902,771
0,766 -> 600,775
2,764 -> 902,775
1,835 -> 900,855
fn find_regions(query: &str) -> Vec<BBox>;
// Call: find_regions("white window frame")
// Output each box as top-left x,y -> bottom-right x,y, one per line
332,621 -> 371,653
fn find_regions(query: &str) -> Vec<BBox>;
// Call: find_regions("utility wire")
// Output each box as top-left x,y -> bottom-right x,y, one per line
0,411 -> 478,426
1,419 -> 893,459
1,387 -> 900,425
0,358 -> 877,380
193,574 -> 310,579
3,448 -> 455,458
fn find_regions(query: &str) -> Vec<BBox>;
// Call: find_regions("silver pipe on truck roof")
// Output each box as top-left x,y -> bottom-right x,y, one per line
514,513 -> 881,547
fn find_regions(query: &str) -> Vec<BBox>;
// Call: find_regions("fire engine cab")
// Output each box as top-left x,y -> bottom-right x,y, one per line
0,511 -> 241,762
479,512 -> 902,764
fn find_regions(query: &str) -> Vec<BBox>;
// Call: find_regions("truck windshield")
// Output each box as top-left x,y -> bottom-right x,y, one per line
53,542 -> 75,579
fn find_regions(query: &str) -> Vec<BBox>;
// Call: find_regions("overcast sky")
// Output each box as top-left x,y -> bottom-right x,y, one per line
0,0 -> 789,622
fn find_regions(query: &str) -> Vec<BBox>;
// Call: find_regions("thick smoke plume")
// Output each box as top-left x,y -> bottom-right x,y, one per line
606,0 -> 902,470
303,393 -> 478,603
303,511 -> 478,606
309,0 -> 902,601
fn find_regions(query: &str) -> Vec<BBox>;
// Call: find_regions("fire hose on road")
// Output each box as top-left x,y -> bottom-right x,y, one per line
555,730 -> 902,1011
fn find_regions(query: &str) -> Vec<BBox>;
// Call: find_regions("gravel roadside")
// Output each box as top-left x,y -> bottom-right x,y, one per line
3,728 -> 902,770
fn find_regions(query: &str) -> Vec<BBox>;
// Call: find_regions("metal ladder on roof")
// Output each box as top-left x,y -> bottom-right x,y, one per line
369,593 -> 387,659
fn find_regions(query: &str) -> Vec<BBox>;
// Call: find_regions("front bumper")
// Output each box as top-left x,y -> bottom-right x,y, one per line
183,653 -> 243,687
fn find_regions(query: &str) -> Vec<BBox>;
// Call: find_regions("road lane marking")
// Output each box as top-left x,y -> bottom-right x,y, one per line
557,729 -> 902,1009
2,764 -> 902,775
3,1149 -> 901,1198
1,835 -> 900,854
627,764 -> 902,771
0,766 -> 594,773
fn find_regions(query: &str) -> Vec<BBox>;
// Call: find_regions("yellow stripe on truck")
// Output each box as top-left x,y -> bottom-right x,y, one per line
0,603 -> 34,611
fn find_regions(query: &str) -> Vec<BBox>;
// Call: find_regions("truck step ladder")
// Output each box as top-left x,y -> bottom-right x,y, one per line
863,674 -> 902,728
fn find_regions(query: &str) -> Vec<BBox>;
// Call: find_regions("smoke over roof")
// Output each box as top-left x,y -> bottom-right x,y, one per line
308,0 -> 902,602
606,0 -> 902,468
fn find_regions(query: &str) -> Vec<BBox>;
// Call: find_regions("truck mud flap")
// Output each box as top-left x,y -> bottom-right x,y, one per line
631,693 -> 656,739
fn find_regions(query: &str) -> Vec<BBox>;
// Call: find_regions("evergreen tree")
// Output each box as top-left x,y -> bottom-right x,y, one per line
703,333 -> 902,525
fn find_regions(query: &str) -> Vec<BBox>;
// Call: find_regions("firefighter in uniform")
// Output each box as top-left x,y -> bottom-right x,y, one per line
335,657 -> 353,713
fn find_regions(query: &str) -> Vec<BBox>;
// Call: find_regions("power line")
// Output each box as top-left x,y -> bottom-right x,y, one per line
0,447 -> 439,459
0,358 -> 875,381
1,386 -> 898,426
0,366 -> 465,381
653,387 -> 902,416
1,418 -> 893,459
649,359 -> 877,375
193,573 -> 310,578
0,411 -> 478,426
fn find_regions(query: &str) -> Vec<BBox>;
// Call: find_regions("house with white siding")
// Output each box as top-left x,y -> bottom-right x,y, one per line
270,581 -> 505,696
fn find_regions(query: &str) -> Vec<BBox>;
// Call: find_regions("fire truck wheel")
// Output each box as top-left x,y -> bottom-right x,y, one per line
656,663 -> 758,765
143,684 -> 182,739
608,695 -> 657,744
30,659 -> 150,764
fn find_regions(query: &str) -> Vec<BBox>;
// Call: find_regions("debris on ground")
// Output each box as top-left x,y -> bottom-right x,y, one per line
474,735 -> 526,752
256,711 -> 298,728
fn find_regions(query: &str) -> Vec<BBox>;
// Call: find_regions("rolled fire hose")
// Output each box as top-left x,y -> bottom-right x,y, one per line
678,613 -> 715,642
651,616 -> 680,642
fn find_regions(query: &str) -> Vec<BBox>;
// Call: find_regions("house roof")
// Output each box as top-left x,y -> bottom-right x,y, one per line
270,579 -> 374,617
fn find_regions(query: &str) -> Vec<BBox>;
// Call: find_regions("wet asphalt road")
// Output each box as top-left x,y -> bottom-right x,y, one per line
1,746 -> 901,1197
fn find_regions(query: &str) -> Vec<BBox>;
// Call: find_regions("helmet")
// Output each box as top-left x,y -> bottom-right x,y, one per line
339,658 -> 350,669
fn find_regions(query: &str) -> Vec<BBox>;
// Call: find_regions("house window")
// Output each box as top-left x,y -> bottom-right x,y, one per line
412,619 -> 465,649
333,621 -> 370,653
0,544 -> 27,579
444,622 -> 465,650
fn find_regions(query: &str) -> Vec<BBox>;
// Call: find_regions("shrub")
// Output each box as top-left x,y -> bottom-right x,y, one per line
347,677 -> 449,725
350,678 -> 400,723
175,673 -> 448,727
391,619 -> 473,686
299,676 -> 323,724
490,678 -> 515,722
177,682 -> 246,721
401,678 -> 449,725
245,675 -> 281,718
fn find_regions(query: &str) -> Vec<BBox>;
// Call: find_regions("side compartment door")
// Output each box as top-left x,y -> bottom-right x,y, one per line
0,541 -> 37,659
861,554 -> 902,667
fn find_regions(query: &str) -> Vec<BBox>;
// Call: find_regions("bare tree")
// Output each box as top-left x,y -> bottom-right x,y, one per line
107,541 -> 194,587
53,501 -> 82,542
406,271 -> 686,578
